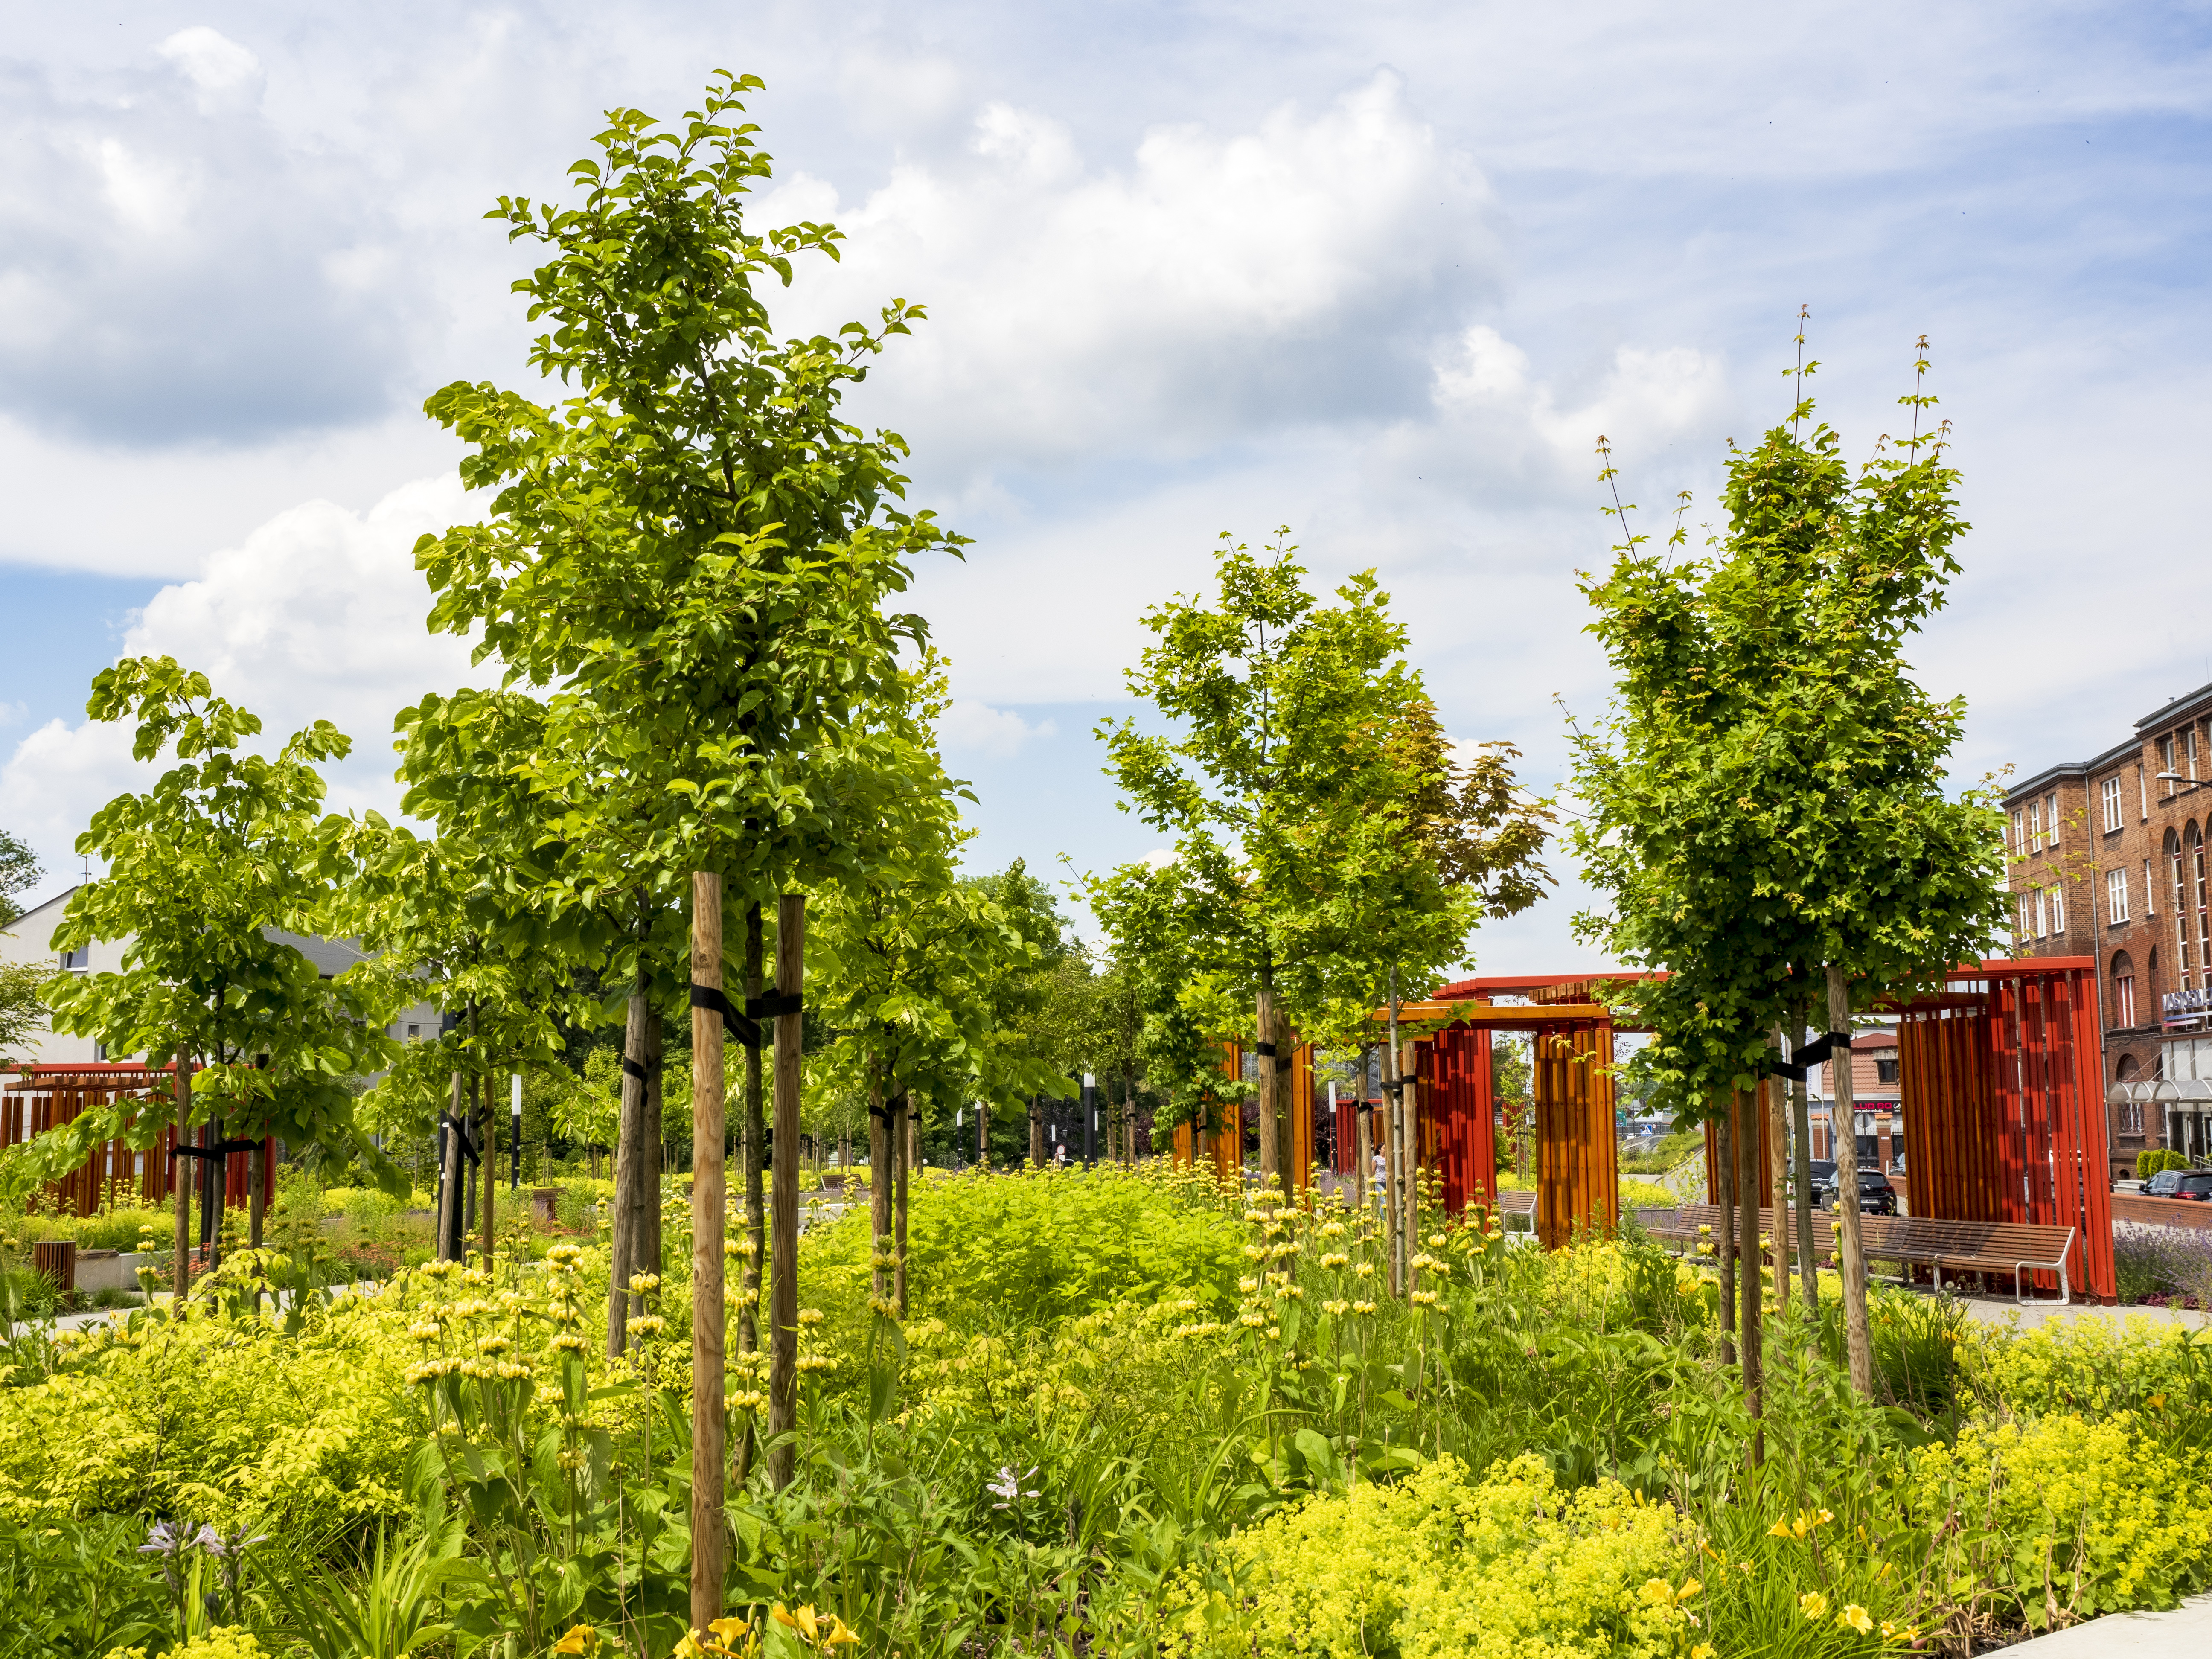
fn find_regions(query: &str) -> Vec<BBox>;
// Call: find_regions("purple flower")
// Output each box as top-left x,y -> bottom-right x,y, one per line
138,1520 -> 180,1557
987,1465 -> 1040,1510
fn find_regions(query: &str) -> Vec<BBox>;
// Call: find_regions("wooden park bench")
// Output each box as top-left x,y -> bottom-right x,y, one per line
1637,1203 -> 1836,1263
1857,1216 -> 2075,1305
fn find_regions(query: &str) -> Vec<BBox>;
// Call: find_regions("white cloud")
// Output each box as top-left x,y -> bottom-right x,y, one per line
939,700 -> 1057,759
0,477 -> 485,905
763,70 -> 1499,473
158,28 -> 265,105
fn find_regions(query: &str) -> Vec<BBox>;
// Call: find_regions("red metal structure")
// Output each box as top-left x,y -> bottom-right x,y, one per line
1,1062 -> 274,1217
1891,958 -> 2113,1301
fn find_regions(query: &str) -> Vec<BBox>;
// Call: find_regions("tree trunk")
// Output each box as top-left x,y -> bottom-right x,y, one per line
977,1100 -> 988,1170
1256,967 -> 1279,1191
642,1011 -> 664,1287
1385,972 -> 1405,1296
689,871 -> 728,1633
906,1094 -> 921,1178
480,1068 -> 496,1270
1736,1088 -> 1764,1465
1792,1015 -> 1818,1307
1400,1039 -> 1420,1301
1028,1094 -> 1043,1167
1826,965 -> 1874,1397
767,894 -> 804,1492
869,1080 -> 891,1305
172,1056 -> 193,1300
1766,1042 -> 1791,1316
893,1091 -> 910,1318
1354,1045 -> 1371,1212
608,980 -> 649,1358
247,1133 -> 266,1253
1716,1105 -> 1735,1368
741,904 -> 765,1359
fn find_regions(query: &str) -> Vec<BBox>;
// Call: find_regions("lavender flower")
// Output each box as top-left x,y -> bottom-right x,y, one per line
987,1465 -> 1040,1511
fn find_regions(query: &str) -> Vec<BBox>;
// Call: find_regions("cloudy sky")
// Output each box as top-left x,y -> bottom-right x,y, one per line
3,3 -> 2207,969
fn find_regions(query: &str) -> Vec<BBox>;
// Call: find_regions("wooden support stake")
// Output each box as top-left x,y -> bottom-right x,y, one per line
767,894 -> 804,1492
1828,965 -> 1874,1397
172,1057 -> 193,1299
690,871 -> 728,1633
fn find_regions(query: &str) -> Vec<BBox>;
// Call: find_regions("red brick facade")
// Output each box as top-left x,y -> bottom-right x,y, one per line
2007,682 -> 2212,1176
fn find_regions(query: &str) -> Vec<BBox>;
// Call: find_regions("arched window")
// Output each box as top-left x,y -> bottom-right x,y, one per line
2168,828 -> 2191,986
2115,1052 -> 2144,1133
2192,823 -> 2208,993
2112,950 -> 2138,1028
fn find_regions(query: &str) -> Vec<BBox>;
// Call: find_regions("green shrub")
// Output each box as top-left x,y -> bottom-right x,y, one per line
1957,1318 -> 2208,1419
0,1297 -> 421,1539
1912,1413 -> 2212,1630
1162,1452 -> 1694,1658
803,1166 -> 1245,1336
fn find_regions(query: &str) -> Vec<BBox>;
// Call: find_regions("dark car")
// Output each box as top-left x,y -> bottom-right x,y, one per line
1818,1167 -> 1898,1215
2143,1168 -> 2212,1200
2159,1170 -> 2212,1202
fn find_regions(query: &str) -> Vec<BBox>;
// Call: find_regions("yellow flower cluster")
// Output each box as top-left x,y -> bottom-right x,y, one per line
1164,1454 -> 1691,1659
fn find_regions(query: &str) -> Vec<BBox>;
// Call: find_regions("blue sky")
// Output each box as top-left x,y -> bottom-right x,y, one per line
3,3 -> 2208,968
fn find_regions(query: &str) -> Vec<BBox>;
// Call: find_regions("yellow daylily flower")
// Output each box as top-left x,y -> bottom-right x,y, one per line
1837,1603 -> 1873,1635
1799,1591 -> 1829,1620
553,1626 -> 600,1656
823,1615 -> 860,1646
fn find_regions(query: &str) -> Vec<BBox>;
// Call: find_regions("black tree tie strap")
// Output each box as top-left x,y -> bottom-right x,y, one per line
621,1056 -> 651,1082
168,1138 -> 261,1161
440,1114 -> 480,1165
749,992 -> 802,1020
1379,1078 -> 1410,1097
1766,1030 -> 1855,1082
690,983 -> 761,1048
1254,1042 -> 1277,1059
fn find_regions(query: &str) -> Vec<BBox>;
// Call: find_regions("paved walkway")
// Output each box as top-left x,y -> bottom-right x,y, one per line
1990,1593 -> 2212,1653
1959,1296 -> 2208,1333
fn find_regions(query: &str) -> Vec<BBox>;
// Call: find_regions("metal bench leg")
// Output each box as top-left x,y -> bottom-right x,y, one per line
2014,1260 -> 2066,1307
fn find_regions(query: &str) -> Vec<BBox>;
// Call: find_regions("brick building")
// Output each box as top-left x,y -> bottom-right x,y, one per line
2006,681 -> 2212,1176
1806,1030 -> 1903,1172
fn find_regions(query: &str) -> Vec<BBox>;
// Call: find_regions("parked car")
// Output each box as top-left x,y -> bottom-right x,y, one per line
2156,1170 -> 2212,1202
2142,1167 -> 2212,1200
1818,1167 -> 1898,1215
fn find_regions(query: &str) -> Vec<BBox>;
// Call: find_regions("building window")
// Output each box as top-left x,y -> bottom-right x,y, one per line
2035,888 -> 2048,938
2116,973 -> 2138,1027
2048,884 -> 2065,936
406,1023 -> 420,1042
58,945 -> 89,970
2016,892 -> 2031,940
2162,736 -> 2178,791
2140,763 -> 2151,820
2148,859 -> 2158,915
2029,799 -> 2043,852
2119,1097 -> 2144,1135
2011,808 -> 2023,853
1875,1058 -> 1899,1084
2102,776 -> 2123,832
2192,729 -> 2202,782
2047,791 -> 2061,850
2109,867 -> 2130,923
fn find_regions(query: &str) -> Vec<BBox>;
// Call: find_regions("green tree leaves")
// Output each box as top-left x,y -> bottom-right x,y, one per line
38,657 -> 401,1187
1570,351 -> 2006,1116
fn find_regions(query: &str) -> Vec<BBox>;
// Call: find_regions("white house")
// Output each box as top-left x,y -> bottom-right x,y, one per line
0,885 -> 440,1066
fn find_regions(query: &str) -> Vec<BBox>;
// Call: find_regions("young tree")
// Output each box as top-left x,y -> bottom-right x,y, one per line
0,827 -> 43,1059
1100,531 -> 1421,1197
1572,336 -> 2003,1400
412,74 -> 965,1616
39,660 -> 400,1294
